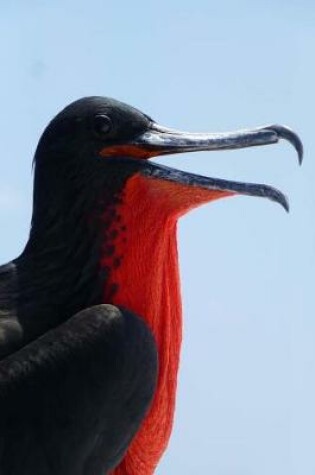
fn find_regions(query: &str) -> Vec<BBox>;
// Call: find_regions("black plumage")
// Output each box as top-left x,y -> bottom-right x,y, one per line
0,305 -> 157,474
0,97 -> 158,474
0,96 -> 302,474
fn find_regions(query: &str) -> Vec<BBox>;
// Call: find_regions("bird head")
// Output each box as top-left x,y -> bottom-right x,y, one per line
33,96 -> 302,223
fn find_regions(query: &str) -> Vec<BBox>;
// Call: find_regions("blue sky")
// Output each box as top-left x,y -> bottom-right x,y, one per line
0,1 -> 314,473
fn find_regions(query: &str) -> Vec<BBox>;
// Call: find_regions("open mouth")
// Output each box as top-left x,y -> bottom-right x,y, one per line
103,123 -> 303,211
137,123 -> 303,211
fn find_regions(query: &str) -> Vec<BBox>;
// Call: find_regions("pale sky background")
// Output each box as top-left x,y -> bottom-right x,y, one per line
0,1 -> 314,473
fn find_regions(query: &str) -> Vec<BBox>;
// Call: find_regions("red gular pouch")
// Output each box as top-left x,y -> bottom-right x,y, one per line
103,172 -> 233,475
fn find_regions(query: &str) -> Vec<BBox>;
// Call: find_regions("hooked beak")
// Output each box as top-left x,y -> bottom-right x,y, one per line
103,122 -> 303,211
137,123 -> 303,211
132,123 -> 303,162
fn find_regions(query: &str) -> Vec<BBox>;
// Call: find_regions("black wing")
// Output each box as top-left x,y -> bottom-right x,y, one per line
0,304 -> 158,475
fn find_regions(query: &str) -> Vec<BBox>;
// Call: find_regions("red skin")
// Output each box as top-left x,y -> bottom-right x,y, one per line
102,173 -> 233,475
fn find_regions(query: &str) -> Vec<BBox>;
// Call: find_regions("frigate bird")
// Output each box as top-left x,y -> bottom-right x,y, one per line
0,97 -> 302,475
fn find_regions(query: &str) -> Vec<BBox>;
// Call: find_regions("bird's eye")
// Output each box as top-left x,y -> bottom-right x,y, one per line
93,115 -> 112,136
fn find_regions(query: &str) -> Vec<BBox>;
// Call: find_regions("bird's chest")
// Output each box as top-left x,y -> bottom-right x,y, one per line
99,183 -> 183,474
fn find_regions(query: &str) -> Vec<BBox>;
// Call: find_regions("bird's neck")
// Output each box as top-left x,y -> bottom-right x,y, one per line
102,174 -> 183,475
16,224 -> 101,342
16,155 -> 135,340
16,182 -> 106,340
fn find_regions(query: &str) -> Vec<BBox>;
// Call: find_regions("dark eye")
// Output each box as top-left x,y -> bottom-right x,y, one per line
93,114 -> 112,136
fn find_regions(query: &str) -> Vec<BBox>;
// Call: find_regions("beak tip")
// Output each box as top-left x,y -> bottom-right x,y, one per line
265,185 -> 289,213
269,124 -> 303,165
292,132 -> 303,165
280,195 -> 290,213
298,145 -> 304,165
294,137 -> 303,165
